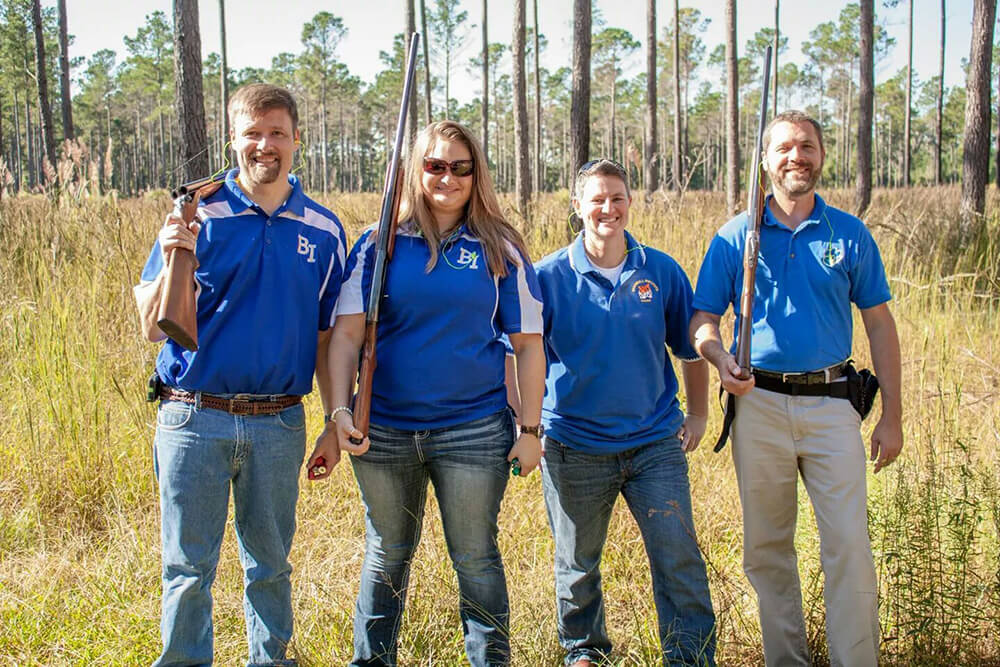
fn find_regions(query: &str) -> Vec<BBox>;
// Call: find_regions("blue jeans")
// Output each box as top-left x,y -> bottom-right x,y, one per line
349,409 -> 515,667
541,435 -> 716,666
152,397 -> 306,667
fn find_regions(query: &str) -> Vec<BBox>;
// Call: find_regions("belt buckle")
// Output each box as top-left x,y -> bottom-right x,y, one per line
229,399 -> 253,415
781,371 -> 801,384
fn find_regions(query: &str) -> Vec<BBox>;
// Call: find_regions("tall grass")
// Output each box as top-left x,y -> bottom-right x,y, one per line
0,186 -> 997,665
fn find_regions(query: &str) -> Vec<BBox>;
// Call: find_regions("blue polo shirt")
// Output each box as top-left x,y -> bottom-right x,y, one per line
692,194 -> 891,373
337,221 -> 543,430
536,232 -> 699,454
139,169 -> 347,395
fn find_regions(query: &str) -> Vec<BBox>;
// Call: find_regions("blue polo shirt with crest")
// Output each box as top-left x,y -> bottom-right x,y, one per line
139,169 -> 347,395
692,194 -> 891,373
337,221 -> 544,430
536,231 -> 699,454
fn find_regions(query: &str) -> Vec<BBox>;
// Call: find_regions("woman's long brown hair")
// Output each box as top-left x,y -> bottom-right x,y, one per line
398,120 -> 529,277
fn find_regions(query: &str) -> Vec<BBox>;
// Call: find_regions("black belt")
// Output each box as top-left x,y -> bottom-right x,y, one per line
713,364 -> 849,452
753,364 -> 845,385
751,371 -> 849,398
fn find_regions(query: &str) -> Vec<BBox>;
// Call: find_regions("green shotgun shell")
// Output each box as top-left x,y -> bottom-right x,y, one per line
511,458 -> 521,477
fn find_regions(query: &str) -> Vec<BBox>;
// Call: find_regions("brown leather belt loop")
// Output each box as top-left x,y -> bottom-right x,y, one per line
159,387 -> 302,415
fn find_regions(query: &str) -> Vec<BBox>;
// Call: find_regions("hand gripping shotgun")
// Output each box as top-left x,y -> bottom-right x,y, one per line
350,32 -> 421,444
157,176 -> 224,351
714,44 -> 772,453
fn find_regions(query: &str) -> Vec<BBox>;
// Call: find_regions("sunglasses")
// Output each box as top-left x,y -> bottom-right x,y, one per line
423,157 -> 475,177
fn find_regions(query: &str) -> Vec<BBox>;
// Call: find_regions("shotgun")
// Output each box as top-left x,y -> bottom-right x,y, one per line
351,32 -> 421,442
157,177 -> 224,351
734,45 -> 772,380
713,45 -> 771,453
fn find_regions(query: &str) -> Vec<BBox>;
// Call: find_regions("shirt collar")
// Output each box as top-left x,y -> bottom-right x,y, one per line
762,192 -> 827,232
568,230 -> 646,275
223,168 -> 305,217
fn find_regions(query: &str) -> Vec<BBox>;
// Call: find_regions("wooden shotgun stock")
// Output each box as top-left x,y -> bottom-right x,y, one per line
352,163 -> 404,437
157,179 -> 224,351
350,33 -> 420,442
734,45 -> 773,380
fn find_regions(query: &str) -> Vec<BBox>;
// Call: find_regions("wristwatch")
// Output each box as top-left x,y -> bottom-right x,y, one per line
520,424 -> 544,438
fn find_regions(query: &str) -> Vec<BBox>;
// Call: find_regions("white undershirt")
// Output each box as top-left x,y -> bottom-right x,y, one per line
588,256 -> 627,286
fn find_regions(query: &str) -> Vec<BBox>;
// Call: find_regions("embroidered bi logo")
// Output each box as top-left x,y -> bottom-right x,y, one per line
455,247 -> 480,270
297,234 -> 317,263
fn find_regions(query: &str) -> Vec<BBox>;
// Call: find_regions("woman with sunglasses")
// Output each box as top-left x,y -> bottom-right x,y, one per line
308,120 -> 544,667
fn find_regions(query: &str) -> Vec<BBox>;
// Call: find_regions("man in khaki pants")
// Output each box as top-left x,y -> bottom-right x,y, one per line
689,110 -> 903,666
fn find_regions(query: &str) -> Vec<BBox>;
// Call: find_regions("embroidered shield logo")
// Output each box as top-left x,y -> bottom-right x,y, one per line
821,242 -> 844,268
631,279 -> 659,303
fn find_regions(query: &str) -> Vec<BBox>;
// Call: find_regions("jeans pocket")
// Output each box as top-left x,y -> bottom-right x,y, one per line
275,403 -> 306,431
157,401 -> 193,430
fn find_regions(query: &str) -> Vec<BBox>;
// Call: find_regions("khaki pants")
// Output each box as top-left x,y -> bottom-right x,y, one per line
732,387 -> 879,667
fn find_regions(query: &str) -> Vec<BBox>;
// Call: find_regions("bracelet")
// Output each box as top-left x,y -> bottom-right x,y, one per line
326,406 -> 353,423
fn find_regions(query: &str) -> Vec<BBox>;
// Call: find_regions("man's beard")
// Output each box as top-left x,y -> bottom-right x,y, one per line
773,162 -> 821,197
244,155 -> 282,185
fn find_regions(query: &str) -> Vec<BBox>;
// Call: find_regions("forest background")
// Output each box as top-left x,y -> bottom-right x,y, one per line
1,0 -> 999,664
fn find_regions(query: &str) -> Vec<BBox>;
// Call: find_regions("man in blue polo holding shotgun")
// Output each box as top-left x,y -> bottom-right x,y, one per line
690,110 -> 902,666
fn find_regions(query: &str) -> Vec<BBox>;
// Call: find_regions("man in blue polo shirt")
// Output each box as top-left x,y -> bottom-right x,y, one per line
134,84 -> 347,666
534,159 -> 715,667
690,110 -> 902,666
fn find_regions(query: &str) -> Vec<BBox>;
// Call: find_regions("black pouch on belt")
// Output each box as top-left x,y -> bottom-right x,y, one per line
843,361 -> 879,419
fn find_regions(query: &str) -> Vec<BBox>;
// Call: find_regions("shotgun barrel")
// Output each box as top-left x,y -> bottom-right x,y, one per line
734,45 -> 773,380
351,32 -> 421,441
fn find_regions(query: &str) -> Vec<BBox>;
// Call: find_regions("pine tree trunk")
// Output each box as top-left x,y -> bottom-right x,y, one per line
57,0 -> 73,141
173,0 -> 209,181
610,73 -> 616,163
406,0 -> 418,148
420,0 -> 432,124
903,0 -> 913,186
856,0 -> 873,215
479,0 -> 488,159
533,0 -> 541,193
725,0 -> 739,213
31,0 -> 57,173
12,87 -> 22,192
219,0 -> 230,159
773,0 -> 779,112
569,0 -> 591,183
644,0 -> 658,195
935,0 -> 945,185
512,0 -> 530,212
960,0 -> 997,236
671,0 -> 681,192
24,95 -> 35,188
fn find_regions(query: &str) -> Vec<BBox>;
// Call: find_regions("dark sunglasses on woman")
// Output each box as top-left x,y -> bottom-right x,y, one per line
423,157 -> 475,177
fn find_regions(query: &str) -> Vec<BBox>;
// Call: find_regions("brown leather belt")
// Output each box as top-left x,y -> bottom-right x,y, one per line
159,386 -> 302,415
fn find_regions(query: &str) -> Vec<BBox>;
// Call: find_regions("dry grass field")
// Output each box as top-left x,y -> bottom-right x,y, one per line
0,185 -> 998,665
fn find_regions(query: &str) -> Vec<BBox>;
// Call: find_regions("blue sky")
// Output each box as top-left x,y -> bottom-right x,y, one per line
55,0 -> 975,101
